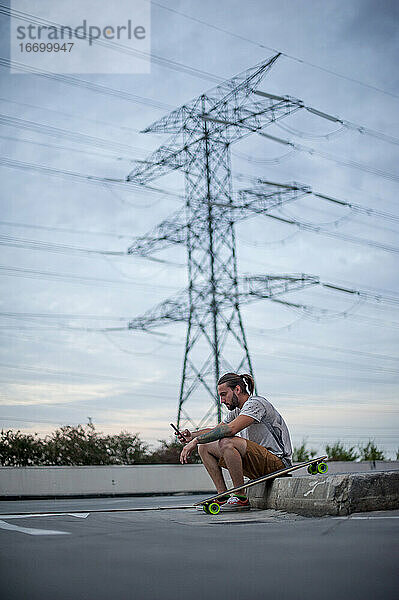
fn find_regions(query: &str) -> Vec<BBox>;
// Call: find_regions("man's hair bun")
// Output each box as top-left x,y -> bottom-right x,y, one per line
217,372 -> 255,395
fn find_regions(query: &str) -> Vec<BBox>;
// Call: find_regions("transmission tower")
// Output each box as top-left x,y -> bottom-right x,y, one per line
127,54 -> 314,429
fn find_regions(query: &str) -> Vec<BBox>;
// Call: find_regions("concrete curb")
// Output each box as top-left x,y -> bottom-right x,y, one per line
0,464 -> 215,498
248,471 -> 399,516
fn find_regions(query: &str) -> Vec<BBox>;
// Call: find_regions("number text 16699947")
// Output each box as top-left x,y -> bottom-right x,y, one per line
19,42 -> 74,53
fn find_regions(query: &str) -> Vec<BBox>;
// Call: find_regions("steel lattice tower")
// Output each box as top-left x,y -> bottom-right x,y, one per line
126,55 -> 316,429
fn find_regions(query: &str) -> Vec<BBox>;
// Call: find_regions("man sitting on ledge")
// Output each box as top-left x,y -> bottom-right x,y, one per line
179,372 -> 293,511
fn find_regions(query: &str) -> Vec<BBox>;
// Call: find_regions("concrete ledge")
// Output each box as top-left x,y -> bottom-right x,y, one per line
0,464 -> 215,498
248,471 -> 399,516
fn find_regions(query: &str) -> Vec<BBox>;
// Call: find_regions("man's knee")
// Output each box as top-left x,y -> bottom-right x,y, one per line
198,442 -> 214,458
218,437 -> 247,457
218,437 -> 235,453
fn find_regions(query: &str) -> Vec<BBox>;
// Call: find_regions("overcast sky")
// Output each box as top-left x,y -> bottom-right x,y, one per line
0,0 -> 398,457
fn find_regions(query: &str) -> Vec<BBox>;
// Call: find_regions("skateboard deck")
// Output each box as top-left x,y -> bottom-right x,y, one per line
196,455 -> 328,514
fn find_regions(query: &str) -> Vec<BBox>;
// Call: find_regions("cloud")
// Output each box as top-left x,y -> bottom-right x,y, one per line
0,381 -> 123,406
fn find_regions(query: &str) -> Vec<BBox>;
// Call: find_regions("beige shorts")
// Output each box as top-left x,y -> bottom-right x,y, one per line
218,439 -> 284,480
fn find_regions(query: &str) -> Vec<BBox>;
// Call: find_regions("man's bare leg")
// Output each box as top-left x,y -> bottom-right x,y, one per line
197,441 -> 228,493
198,437 -> 248,492
218,437 -> 248,488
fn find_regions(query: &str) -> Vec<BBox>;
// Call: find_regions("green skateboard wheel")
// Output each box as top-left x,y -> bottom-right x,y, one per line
208,502 -> 221,515
203,504 -> 210,514
308,464 -> 318,475
317,462 -> 328,474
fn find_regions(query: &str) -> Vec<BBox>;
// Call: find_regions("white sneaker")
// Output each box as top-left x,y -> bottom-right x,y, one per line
220,495 -> 250,511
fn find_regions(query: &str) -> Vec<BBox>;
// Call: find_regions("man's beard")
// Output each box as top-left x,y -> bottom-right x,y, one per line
227,392 -> 240,411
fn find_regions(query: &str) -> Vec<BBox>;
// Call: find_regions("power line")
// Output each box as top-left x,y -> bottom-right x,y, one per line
4,2 -> 398,144
0,112 -> 148,156
2,311 -> 398,372
0,233 -> 128,256
309,190 -> 399,225
0,58 -> 173,110
276,201 -> 399,237
270,298 -> 399,329
250,353 -> 398,385
320,281 -> 399,307
1,323 -> 397,382
234,132 -> 399,185
235,174 -> 399,236
256,130 -> 399,184
0,220 -> 140,240
3,312 -> 399,347
2,4 -> 397,169
1,325 -> 398,388
0,155 -> 184,200
262,211 -> 399,255
0,361 -> 132,381
0,232 -> 184,266
0,365 -> 180,397
275,120 -> 347,141
0,264 -> 181,290
0,96 -> 145,137
246,327 -> 399,363
4,1 -> 397,102
0,5 -> 223,85
0,311 -> 130,321
233,147 -> 297,165
99,181 -> 176,211
0,132 -> 137,163
234,169 -> 397,215
253,90 -> 399,148
2,310 -> 399,363
319,276 -> 399,299
148,0 -> 399,100
251,348 -> 399,377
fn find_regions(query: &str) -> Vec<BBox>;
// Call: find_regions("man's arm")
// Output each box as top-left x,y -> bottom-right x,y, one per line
196,415 -> 255,443
179,416 -> 255,463
191,427 -> 217,438
196,423 -> 233,444
175,426 -> 218,443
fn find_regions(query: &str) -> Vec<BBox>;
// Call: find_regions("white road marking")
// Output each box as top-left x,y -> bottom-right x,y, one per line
205,519 -> 273,524
333,516 -> 399,520
0,506 -> 192,516
0,513 -> 89,520
0,519 -> 70,536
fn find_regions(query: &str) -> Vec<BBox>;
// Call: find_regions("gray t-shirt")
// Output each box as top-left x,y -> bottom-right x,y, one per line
223,395 -> 292,461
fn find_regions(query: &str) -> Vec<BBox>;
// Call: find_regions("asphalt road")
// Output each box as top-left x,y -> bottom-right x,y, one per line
0,496 -> 398,600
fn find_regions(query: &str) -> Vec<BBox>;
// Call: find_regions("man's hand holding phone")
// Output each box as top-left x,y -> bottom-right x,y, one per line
170,424 -> 193,443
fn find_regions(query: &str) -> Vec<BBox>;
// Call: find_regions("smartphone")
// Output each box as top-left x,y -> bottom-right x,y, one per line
170,423 -> 184,437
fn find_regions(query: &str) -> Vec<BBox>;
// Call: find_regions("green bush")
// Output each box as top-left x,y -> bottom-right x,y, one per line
325,441 -> 359,461
43,423 -> 109,466
0,424 -> 150,466
292,440 -> 316,462
0,429 -> 46,466
0,424 -> 197,466
103,431 -> 150,465
358,440 -> 385,461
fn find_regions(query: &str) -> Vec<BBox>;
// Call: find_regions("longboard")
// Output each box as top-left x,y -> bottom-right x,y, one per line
195,455 -> 328,514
